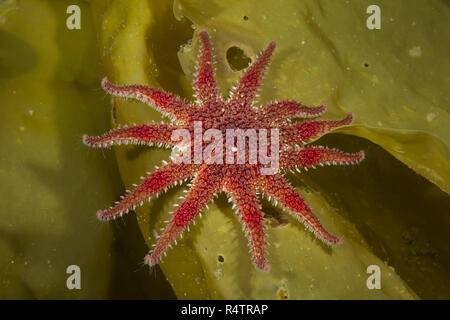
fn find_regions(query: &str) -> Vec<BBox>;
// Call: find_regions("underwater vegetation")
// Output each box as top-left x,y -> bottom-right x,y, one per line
0,0 -> 449,299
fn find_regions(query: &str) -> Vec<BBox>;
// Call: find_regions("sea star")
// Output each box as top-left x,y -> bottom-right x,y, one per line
83,31 -> 365,271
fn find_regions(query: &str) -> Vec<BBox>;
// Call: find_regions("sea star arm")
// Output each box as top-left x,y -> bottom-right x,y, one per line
145,165 -> 224,267
258,174 -> 342,245
228,41 -> 276,111
101,77 -> 194,123
280,146 -> 365,171
194,31 -> 222,106
226,180 -> 270,272
82,122 -> 181,148
96,162 -> 198,221
257,100 -> 327,125
280,112 -> 354,144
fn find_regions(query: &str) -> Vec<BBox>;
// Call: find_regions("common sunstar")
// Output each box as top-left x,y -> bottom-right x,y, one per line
83,31 -> 365,271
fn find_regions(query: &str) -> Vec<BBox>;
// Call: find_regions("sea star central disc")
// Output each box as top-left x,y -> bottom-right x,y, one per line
83,31 -> 365,271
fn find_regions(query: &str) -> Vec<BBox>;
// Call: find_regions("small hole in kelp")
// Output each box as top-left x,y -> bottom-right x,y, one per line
217,255 -> 225,263
226,46 -> 251,71
243,15 -> 249,21
364,63 -> 369,68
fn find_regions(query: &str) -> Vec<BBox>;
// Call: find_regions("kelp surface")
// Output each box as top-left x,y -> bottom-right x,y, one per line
1,0 -> 449,299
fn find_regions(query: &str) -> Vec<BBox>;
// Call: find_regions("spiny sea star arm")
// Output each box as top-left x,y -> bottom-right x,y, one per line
96,162 -> 198,221
102,77 -> 193,122
82,122 -> 181,148
145,165 -> 224,267
280,112 -> 354,144
194,31 -> 222,106
258,174 -> 342,245
226,180 -> 270,272
228,41 -> 276,111
257,100 -> 327,125
280,146 -> 365,171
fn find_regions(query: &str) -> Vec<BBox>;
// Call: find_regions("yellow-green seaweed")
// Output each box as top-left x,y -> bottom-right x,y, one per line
90,0 -> 450,299
0,0 -> 120,298
2,0 -> 449,299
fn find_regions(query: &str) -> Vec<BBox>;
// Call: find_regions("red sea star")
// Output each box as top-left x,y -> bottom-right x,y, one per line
83,31 -> 365,271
